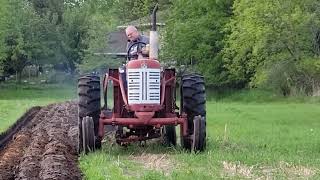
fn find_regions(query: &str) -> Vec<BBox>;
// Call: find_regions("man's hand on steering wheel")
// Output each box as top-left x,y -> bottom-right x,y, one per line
127,41 -> 147,61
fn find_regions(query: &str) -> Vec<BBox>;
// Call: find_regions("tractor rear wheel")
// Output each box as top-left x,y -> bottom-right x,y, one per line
78,75 -> 101,153
162,125 -> 176,146
81,116 -> 95,153
180,74 -> 206,151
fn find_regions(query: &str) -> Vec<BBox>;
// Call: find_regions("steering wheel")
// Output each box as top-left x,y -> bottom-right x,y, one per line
127,41 -> 147,61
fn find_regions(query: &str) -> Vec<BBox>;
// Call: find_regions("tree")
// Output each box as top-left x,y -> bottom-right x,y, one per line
112,0 -> 161,23
162,0 -> 233,87
29,0 -> 64,24
223,0 -> 320,94
57,5 -> 91,74
0,0 -> 46,81
27,0 -> 92,74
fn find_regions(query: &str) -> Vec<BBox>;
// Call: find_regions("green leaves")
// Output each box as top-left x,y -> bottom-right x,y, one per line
162,0 -> 233,86
222,0 -> 320,94
0,0 -> 97,77
0,0 -> 318,93
161,0 -> 320,93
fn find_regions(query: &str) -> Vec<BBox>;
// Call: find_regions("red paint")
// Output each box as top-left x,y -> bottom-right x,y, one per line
134,112 -> 155,122
98,66 -> 189,143
129,104 -> 162,112
100,116 -> 187,134
127,59 -> 161,69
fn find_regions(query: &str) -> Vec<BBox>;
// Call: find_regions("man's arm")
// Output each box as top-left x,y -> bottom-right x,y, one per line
141,35 -> 150,44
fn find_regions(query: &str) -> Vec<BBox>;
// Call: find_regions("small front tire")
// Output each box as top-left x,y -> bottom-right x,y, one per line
191,115 -> 206,151
162,125 -> 177,146
81,116 -> 96,154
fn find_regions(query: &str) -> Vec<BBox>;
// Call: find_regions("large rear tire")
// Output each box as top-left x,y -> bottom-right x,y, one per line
180,74 -> 206,152
78,75 -> 101,153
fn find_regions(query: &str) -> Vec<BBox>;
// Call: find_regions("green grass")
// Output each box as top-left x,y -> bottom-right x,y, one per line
80,92 -> 320,179
0,85 -> 319,179
207,88 -> 320,103
0,83 -> 76,132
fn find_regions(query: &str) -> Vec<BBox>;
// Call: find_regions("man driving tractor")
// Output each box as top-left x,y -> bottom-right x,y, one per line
125,25 -> 149,59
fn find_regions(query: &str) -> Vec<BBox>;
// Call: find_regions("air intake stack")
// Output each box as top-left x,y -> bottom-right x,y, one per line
149,4 -> 159,60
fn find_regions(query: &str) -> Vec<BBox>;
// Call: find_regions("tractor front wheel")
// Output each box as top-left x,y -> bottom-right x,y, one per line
191,115 -> 206,151
81,116 -> 95,154
180,74 -> 206,152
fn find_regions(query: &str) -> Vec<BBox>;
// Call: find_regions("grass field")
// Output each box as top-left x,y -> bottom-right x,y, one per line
0,85 -> 319,179
0,84 -> 76,132
80,92 -> 320,179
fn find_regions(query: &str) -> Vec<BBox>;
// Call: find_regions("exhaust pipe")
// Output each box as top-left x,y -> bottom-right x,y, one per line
149,4 -> 159,60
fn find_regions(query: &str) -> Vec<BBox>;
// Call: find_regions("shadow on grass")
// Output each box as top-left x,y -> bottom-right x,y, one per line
96,135 -> 220,157
100,141 -> 184,156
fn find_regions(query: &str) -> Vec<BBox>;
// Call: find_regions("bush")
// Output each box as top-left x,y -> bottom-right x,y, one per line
252,59 -> 320,96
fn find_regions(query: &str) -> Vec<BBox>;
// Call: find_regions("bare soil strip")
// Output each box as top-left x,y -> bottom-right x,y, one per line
0,106 -> 41,151
0,102 -> 81,180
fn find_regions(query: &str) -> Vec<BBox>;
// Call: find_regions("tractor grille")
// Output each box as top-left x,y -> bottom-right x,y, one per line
127,68 -> 161,104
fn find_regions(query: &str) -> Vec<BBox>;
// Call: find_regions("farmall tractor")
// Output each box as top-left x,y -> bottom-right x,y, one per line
78,5 -> 206,154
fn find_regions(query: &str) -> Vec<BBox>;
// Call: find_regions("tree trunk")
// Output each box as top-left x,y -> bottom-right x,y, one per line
17,71 -> 22,84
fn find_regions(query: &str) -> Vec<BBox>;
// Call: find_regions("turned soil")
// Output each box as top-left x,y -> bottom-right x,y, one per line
0,102 -> 81,180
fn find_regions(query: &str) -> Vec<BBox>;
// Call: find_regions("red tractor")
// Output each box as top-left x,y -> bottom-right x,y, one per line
78,5 -> 206,154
